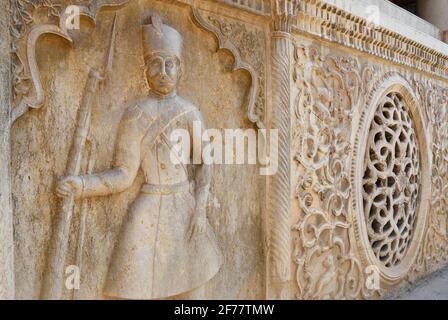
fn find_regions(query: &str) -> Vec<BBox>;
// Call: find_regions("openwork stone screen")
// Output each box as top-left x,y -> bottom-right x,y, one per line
362,92 -> 421,268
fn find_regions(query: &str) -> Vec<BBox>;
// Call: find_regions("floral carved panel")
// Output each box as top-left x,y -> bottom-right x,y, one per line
292,44 -> 378,299
292,36 -> 448,298
408,81 -> 448,281
10,0 -> 127,124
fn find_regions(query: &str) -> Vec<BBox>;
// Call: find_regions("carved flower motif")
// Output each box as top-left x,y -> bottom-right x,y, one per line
363,92 -> 421,268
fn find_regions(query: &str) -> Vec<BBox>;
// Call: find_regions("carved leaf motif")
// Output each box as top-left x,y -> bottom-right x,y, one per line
192,9 -> 265,128
10,0 -> 128,124
206,15 -> 266,124
292,44 -> 373,299
10,0 -> 63,100
409,84 -> 448,277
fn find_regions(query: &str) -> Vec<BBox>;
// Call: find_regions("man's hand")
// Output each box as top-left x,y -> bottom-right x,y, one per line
187,209 -> 206,240
56,176 -> 83,199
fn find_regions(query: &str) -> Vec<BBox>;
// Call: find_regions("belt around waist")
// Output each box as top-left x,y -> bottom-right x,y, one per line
141,181 -> 191,195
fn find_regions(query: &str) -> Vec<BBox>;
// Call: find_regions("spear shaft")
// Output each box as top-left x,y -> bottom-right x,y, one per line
42,15 -> 118,300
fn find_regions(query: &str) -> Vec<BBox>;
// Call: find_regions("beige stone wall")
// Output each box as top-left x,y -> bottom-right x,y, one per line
0,0 -> 14,300
292,36 -> 447,299
3,0 -> 448,300
10,0 -> 267,299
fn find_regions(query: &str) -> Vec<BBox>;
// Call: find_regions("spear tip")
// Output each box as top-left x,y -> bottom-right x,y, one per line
104,13 -> 118,76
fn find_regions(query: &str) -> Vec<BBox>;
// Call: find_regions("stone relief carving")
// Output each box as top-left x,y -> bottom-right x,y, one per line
191,8 -> 266,128
51,14 -> 223,300
49,14 -> 223,299
294,0 -> 448,79
266,0 -> 299,300
217,0 -> 271,15
9,0 -> 267,300
5,0 -> 448,301
408,81 -> 448,280
291,37 -> 448,297
10,0 -> 128,124
292,44 -> 374,299
362,92 -> 421,268
351,73 -> 431,285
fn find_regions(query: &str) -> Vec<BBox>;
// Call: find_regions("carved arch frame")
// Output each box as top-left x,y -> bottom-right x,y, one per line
5,0 -> 268,299
351,73 -> 432,285
190,7 -> 265,129
10,1 -> 128,125
5,0 -> 128,299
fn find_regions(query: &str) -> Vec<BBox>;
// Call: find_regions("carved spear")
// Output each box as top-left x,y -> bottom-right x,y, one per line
42,14 -> 118,300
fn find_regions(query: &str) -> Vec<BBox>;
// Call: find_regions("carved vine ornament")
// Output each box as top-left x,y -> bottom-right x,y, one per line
7,0 -> 448,300
292,44 -> 370,299
292,41 -> 448,298
10,0 -> 129,124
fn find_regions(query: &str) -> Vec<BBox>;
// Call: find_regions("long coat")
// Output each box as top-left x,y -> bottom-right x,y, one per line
81,96 -> 222,299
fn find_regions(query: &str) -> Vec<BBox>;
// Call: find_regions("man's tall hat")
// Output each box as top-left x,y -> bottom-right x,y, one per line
142,14 -> 183,58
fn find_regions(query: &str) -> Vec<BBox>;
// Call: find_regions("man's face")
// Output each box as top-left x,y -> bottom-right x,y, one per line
145,52 -> 180,96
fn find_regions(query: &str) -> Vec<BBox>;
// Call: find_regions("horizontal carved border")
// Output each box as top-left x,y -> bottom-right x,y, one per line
217,0 -> 448,80
292,0 -> 448,80
216,0 -> 271,15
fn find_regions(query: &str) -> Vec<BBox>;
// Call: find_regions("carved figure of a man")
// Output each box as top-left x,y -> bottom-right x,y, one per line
56,15 -> 222,299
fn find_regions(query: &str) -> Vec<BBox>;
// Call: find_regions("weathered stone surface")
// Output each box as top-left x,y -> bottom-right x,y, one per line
2,0 -> 448,300
0,0 -> 14,301
10,0 -> 265,300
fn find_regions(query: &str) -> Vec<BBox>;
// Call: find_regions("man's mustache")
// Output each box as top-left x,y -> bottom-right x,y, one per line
154,76 -> 175,85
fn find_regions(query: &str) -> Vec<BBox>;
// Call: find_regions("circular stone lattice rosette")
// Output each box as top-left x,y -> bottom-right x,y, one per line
352,74 -> 431,284
363,92 -> 420,268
